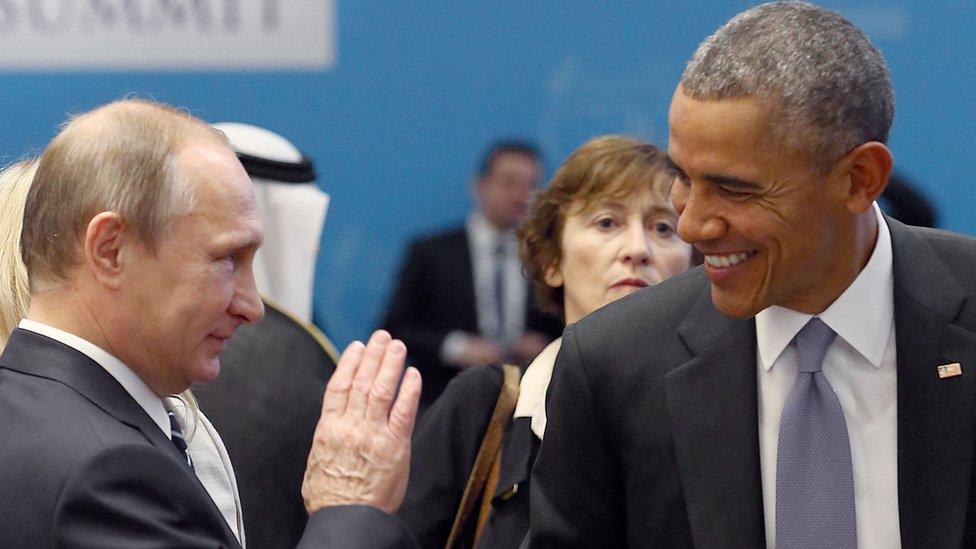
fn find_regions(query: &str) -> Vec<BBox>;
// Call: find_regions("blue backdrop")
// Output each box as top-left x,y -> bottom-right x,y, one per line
0,1 -> 973,347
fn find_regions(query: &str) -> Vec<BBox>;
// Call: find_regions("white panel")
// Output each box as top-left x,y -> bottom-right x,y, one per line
0,0 -> 336,70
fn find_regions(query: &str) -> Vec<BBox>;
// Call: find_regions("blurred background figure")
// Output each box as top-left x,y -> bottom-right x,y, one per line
879,171 -> 939,228
399,136 -> 697,548
193,125 -> 342,549
382,140 -> 562,407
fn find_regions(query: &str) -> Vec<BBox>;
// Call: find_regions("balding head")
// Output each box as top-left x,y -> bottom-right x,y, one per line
22,99 -> 229,290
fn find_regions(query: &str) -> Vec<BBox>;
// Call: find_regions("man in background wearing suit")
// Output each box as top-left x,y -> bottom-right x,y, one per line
531,2 -> 976,548
383,141 -> 562,406
0,99 -> 421,547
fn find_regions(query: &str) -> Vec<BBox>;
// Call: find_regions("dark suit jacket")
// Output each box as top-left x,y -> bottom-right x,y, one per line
399,364 -> 538,548
529,219 -> 976,548
382,226 -> 562,405
0,328 -> 416,548
194,300 -> 340,549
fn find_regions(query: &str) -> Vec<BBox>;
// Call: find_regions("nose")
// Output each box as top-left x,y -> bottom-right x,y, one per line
230,264 -> 265,324
620,219 -> 653,266
672,180 -> 725,244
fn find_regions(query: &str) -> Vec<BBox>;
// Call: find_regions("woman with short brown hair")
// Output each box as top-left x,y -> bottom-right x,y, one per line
399,135 -> 698,548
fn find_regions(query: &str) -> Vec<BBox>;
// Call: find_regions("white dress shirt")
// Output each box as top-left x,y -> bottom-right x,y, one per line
756,204 -> 899,548
18,318 -> 170,437
441,212 -> 528,364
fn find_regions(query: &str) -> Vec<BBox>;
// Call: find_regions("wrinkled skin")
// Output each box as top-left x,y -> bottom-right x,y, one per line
302,330 -> 422,514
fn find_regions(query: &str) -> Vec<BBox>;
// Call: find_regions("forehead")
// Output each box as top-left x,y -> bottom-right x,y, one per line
487,152 -> 540,175
667,88 -> 776,172
177,142 -> 263,246
570,185 -> 673,218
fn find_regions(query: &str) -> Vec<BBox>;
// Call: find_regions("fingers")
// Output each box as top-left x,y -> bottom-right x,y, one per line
388,366 -> 422,441
346,330 -> 391,418
365,338 -> 407,425
321,340 -> 365,416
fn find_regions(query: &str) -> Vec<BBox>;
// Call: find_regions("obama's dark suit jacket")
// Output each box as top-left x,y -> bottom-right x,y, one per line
529,218 -> 976,548
0,328 -> 415,548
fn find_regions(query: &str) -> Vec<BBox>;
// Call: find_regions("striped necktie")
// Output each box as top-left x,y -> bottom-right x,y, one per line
168,410 -> 194,471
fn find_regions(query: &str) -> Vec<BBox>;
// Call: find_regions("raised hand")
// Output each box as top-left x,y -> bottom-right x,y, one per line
302,330 -> 422,514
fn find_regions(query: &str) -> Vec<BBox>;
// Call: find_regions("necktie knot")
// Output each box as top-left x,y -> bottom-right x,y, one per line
794,317 -> 836,373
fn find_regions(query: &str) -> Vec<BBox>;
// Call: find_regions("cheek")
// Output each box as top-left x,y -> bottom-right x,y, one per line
658,244 -> 693,277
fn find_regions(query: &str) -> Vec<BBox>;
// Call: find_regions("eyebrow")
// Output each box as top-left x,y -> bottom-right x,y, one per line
665,155 -> 686,178
213,231 -> 263,254
665,155 -> 761,191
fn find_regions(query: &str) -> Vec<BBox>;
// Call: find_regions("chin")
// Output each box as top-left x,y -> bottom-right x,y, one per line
710,286 -> 764,319
190,357 -> 222,385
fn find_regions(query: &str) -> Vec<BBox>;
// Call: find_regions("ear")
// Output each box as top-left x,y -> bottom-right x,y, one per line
83,212 -> 127,290
543,261 -> 563,289
839,141 -> 893,214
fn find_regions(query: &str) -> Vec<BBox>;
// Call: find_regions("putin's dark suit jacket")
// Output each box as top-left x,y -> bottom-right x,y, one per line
382,226 -> 562,406
0,328 -> 416,548
529,218 -> 976,548
195,300 -> 340,549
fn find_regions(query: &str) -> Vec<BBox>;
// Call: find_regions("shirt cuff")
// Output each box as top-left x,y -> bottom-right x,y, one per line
440,331 -> 473,368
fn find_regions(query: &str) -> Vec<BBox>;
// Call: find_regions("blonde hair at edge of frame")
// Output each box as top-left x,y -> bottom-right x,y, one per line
0,158 -> 200,438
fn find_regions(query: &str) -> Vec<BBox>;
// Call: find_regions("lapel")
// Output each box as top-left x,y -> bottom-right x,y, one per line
666,283 -> 766,548
454,229 -> 479,331
0,328 -> 188,467
889,219 -> 976,548
1,327 -> 242,544
491,417 -> 536,502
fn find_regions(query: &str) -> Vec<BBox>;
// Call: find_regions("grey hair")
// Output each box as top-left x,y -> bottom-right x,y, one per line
680,1 -> 894,170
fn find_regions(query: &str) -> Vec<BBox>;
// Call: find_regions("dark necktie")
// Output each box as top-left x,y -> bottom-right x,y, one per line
775,317 -> 856,548
168,410 -> 194,471
493,240 -> 507,341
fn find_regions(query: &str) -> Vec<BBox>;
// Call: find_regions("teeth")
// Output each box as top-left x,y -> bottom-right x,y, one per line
704,251 -> 754,268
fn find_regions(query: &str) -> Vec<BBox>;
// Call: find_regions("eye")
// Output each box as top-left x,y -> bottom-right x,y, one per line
717,185 -> 753,200
674,172 -> 690,186
594,216 -> 618,230
651,221 -> 676,237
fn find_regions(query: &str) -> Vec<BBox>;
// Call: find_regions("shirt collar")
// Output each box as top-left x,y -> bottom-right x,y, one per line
18,318 -> 172,438
755,203 -> 894,371
467,211 -> 514,251
514,337 -> 561,439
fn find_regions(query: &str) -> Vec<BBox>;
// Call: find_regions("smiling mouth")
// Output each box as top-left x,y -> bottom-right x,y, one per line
703,250 -> 757,268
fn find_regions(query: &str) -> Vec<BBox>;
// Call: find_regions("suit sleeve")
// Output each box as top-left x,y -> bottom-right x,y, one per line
54,443 -> 417,549
53,444 -> 242,548
300,505 -> 418,549
528,325 -> 625,547
382,240 -> 455,369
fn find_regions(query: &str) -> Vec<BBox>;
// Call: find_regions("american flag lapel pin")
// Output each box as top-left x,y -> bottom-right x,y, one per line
938,362 -> 963,379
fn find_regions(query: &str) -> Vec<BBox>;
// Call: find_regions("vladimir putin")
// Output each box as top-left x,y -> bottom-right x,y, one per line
0,99 -> 421,547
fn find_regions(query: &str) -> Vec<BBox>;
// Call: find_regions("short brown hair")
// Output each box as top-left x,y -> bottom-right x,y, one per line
517,135 -> 679,316
21,99 -> 227,290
